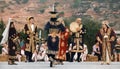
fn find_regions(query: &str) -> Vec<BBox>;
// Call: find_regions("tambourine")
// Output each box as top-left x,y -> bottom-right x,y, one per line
70,22 -> 79,32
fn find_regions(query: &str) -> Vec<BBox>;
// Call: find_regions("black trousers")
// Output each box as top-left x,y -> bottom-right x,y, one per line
25,51 -> 33,62
66,52 -> 71,62
70,52 -> 81,62
94,53 -> 101,61
47,54 -> 55,60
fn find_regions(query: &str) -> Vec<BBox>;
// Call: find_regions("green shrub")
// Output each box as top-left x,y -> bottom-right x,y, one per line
82,18 -> 101,53
22,0 -> 29,4
39,0 -> 47,3
0,19 -> 5,41
0,19 -> 5,54
72,0 -> 81,8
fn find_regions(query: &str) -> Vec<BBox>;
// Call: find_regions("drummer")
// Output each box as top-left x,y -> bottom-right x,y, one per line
69,18 -> 86,62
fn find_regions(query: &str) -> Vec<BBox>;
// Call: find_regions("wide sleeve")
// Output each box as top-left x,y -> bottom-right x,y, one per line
96,30 -> 102,43
110,28 -> 116,41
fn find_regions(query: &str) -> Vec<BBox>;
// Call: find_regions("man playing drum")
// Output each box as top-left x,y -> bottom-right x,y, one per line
69,18 -> 86,62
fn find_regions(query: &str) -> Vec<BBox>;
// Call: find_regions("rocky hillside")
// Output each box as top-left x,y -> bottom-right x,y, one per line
0,0 -> 120,30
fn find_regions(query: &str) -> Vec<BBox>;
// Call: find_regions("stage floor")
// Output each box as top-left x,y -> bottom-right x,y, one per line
0,62 -> 120,69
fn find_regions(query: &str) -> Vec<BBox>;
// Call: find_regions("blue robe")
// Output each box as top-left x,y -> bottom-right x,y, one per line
47,36 -> 59,51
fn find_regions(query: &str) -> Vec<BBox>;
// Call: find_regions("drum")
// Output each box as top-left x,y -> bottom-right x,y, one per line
70,22 -> 79,32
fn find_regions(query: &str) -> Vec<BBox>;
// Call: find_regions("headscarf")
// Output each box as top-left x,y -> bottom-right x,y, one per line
0,18 -> 12,44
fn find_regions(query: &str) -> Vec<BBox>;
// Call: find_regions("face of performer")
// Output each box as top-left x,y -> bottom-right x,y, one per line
10,22 -> 15,28
57,18 -> 62,23
51,14 -> 57,18
102,23 -> 106,29
52,32 -> 56,36
102,21 -> 108,29
66,28 -> 69,32
29,18 -> 34,24
117,38 -> 120,45
76,18 -> 82,25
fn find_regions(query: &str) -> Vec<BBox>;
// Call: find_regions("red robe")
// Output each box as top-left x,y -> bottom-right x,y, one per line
56,29 -> 69,60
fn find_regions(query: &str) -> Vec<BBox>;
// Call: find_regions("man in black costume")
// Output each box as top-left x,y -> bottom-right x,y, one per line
44,5 -> 65,66
69,18 -> 86,62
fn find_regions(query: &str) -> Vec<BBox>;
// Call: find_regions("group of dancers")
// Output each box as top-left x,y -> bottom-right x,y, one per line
0,4 -> 119,67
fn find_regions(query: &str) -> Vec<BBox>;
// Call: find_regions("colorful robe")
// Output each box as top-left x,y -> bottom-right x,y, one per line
47,35 -> 59,54
24,24 -> 37,53
96,28 -> 116,62
56,29 -> 69,60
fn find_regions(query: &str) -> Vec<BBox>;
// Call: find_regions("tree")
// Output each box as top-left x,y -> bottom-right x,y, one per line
39,0 -> 47,3
72,0 -> 82,8
19,30 -> 27,41
22,0 -> 29,4
0,18 -> 5,41
82,18 -> 101,53
64,17 -> 76,27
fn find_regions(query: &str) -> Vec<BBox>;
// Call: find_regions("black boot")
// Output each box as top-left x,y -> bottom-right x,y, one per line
8,59 -> 12,65
12,59 -> 17,65
50,61 -> 53,67
60,61 -> 64,65
49,57 -> 54,67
